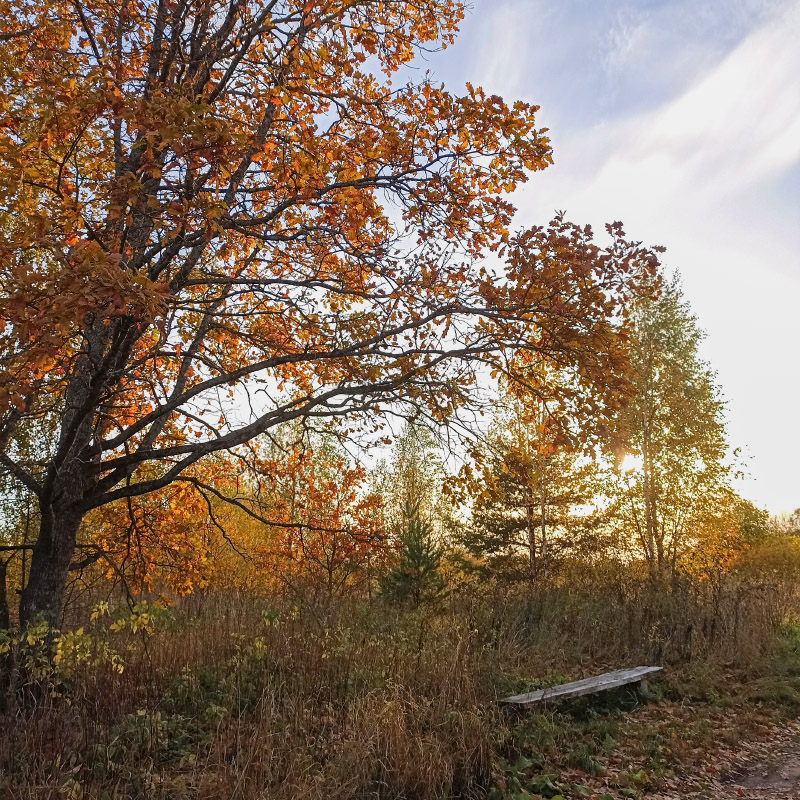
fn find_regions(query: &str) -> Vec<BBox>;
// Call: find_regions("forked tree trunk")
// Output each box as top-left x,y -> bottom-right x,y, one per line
19,338 -> 102,631
18,504 -> 83,630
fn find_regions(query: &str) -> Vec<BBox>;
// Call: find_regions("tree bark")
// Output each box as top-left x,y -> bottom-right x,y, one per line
539,450 -> 548,577
17,321 -> 106,631
18,504 -> 83,630
0,557 -> 10,699
526,502 -> 537,580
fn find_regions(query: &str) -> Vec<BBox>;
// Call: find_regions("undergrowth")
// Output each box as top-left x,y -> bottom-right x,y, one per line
1,573 -> 799,799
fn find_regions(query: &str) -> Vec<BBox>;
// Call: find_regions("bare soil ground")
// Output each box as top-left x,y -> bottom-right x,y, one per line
651,721 -> 800,799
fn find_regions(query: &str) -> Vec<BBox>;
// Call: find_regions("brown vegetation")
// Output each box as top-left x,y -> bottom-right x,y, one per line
2,548 -> 800,799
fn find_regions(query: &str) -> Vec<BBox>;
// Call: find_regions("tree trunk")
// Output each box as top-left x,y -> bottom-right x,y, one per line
526,502 -> 537,580
18,329 -> 105,631
642,426 -> 662,583
0,557 -> 10,698
18,505 -> 83,630
539,452 -> 548,577
0,558 -> 10,631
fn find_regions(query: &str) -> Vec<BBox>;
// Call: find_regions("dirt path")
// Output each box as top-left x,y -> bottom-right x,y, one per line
652,721 -> 800,799
722,733 -> 800,800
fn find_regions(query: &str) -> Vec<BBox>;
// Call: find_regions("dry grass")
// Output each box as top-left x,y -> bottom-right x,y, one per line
1,562 -> 798,799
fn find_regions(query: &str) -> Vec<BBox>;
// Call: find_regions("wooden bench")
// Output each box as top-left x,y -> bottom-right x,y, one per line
501,666 -> 662,707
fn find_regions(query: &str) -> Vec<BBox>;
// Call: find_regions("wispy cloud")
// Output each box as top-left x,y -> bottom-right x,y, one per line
600,6 -> 650,75
532,0 -> 800,214
512,0 -> 800,511
438,0 -> 800,511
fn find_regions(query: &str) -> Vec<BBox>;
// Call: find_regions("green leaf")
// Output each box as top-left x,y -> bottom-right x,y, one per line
513,756 -> 535,772
526,775 -> 560,797
630,769 -> 649,785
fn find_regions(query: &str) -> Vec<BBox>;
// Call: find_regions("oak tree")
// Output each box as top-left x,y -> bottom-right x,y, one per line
0,0 -> 658,627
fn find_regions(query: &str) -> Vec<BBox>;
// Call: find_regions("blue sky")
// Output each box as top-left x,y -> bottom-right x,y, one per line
422,0 -> 800,513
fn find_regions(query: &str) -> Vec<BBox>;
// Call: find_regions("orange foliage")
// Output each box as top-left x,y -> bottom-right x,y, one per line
0,0 -> 660,625
682,494 -> 749,581
86,458 -> 244,594
250,447 -> 385,601
0,0 -> 551,424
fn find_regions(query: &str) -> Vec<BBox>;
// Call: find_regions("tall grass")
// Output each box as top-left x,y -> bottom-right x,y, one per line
1,559 -> 797,799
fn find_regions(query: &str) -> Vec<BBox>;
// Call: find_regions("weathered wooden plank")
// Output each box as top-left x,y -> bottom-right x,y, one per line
501,666 -> 662,706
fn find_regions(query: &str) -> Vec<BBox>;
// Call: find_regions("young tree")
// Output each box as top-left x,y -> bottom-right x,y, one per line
773,508 -> 800,537
466,398 -> 596,579
372,422 -> 456,539
679,491 -> 760,582
253,436 -> 385,603
0,0 -> 660,627
380,499 -> 445,607
608,275 -> 728,579
732,497 -> 772,546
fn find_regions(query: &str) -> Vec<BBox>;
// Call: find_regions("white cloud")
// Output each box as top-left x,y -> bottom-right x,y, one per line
539,0 -> 800,202
431,0 -> 799,510
511,0 -> 800,512
600,7 -> 651,75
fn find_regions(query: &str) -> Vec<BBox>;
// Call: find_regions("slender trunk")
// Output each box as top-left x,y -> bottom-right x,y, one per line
655,530 -> 666,578
540,502 -> 547,577
22,496 -> 32,589
526,502 -> 537,580
0,558 -> 10,631
641,418 -> 661,582
539,451 -> 548,577
640,336 -> 661,582
19,504 -> 83,630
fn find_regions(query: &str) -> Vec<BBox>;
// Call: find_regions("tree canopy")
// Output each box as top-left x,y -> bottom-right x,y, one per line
607,275 -> 729,577
0,0 -> 659,626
